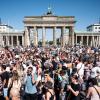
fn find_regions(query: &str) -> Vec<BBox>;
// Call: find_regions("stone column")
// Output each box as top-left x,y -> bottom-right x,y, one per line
96,36 -> 98,46
0,34 -> 3,46
2,36 -> 4,47
42,26 -> 46,47
95,36 -> 97,47
92,36 -> 94,46
69,27 -> 71,46
81,36 -> 83,45
7,36 -> 9,46
94,36 -> 96,47
87,36 -> 89,46
90,36 -> 92,47
11,36 -> 13,47
69,27 -> 74,46
22,36 -> 24,46
76,35 -> 77,44
60,28 -> 63,47
17,36 -> 19,46
33,26 -> 38,46
24,27 -> 30,47
61,27 -> 65,47
97,36 -> 98,46
5,36 -> 7,46
97,36 -> 99,47
99,36 -> 100,46
53,27 -> 56,46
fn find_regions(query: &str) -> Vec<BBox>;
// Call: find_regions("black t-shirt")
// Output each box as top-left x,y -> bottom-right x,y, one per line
1,71 -> 9,88
68,83 -> 80,100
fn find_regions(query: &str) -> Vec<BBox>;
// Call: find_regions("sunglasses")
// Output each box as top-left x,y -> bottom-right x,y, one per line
27,69 -> 32,72
44,74 -> 48,77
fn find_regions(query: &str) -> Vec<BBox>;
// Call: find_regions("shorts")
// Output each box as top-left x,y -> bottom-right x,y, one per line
3,88 -> 8,97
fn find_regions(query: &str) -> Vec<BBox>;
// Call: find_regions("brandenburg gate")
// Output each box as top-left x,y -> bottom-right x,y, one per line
23,11 -> 76,47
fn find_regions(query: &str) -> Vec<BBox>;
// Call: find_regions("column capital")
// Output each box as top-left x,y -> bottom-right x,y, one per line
24,26 -> 27,29
33,26 -> 37,29
42,26 -> 45,29
53,26 -> 57,30
62,26 -> 65,29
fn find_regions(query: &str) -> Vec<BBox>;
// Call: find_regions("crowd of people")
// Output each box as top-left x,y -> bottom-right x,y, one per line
0,45 -> 100,100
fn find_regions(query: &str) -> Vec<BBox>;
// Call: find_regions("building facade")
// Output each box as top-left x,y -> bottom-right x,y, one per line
87,24 -> 100,32
0,24 -> 24,47
0,24 -> 13,32
75,31 -> 100,47
75,23 -> 100,47
0,12 -> 100,47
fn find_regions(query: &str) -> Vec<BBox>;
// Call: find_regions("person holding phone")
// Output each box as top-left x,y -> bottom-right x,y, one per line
66,75 -> 80,100
24,66 -> 37,100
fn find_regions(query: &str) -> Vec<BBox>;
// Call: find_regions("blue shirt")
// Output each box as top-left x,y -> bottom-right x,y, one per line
25,75 -> 37,94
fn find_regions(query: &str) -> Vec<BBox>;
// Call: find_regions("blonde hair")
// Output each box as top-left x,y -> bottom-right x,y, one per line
12,70 -> 19,81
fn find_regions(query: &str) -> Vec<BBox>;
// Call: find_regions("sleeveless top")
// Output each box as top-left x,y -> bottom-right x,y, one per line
47,90 -> 54,100
91,87 -> 100,100
10,79 -> 21,97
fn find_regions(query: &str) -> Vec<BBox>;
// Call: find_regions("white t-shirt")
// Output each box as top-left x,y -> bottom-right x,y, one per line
76,62 -> 84,77
91,67 -> 100,78
79,48 -> 82,53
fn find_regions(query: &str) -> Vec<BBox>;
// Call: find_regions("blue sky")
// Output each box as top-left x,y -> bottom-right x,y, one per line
0,0 -> 100,40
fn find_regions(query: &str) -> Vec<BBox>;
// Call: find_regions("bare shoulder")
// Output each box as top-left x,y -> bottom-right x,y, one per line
97,86 -> 100,92
88,86 -> 93,90
92,86 -> 100,93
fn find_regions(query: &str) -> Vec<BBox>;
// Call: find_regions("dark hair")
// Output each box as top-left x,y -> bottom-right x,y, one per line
28,66 -> 33,70
71,75 -> 78,80
88,78 -> 98,85
44,81 -> 53,89
1,64 -> 6,70
60,70 -> 66,75
78,56 -> 82,62
72,68 -> 77,73
4,46 -> 9,50
44,69 -> 50,75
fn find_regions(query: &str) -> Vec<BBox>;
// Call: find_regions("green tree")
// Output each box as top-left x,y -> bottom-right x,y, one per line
49,41 -> 53,45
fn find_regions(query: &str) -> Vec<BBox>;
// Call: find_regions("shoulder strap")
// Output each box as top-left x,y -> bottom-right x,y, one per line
47,89 -> 53,96
93,86 -> 100,99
